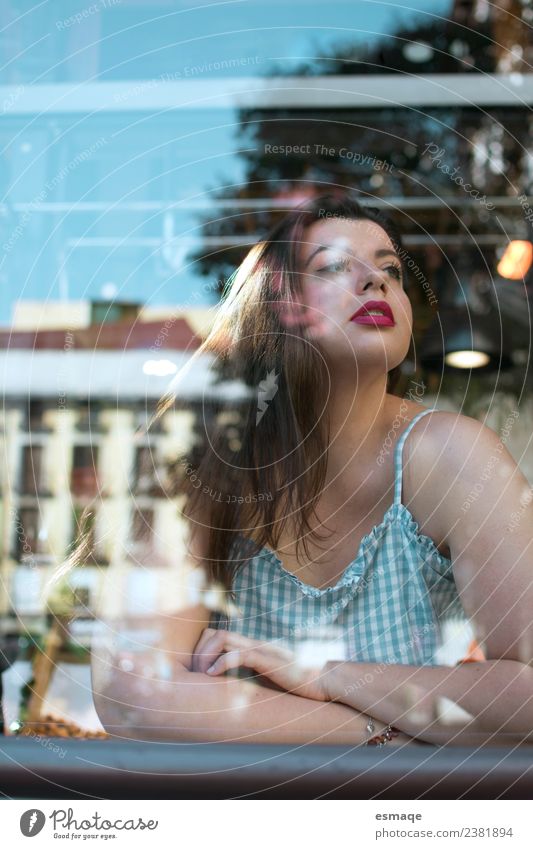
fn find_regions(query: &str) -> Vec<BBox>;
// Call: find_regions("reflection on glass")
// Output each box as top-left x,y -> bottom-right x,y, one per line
88,193 -> 533,749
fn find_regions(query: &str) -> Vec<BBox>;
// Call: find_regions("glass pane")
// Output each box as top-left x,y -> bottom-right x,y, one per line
1,0 -> 532,758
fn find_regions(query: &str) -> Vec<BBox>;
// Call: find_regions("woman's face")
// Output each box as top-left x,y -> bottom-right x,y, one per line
294,217 -> 413,380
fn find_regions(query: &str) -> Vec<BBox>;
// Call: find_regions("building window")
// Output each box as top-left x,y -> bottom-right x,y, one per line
76,401 -> 101,432
131,506 -> 155,544
133,445 -> 163,496
90,300 -> 140,325
71,507 -> 108,566
71,445 -> 99,497
19,445 -> 46,495
135,405 -> 164,435
12,507 -> 40,561
25,400 -> 50,433
71,585 -> 92,617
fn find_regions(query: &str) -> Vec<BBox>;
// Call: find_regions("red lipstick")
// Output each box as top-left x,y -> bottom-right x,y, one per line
349,299 -> 395,326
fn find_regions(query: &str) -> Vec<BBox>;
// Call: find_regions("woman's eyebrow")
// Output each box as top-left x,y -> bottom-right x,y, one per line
303,245 -> 399,268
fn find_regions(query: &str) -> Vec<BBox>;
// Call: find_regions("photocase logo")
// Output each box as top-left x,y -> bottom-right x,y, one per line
256,369 -> 279,425
20,809 -> 46,837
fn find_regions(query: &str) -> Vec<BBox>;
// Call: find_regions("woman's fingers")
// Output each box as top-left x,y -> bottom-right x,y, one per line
192,628 -> 292,677
205,636 -> 293,677
192,628 -> 259,673
190,627 -> 214,665
191,628 -> 227,673
191,627 -> 216,654
206,647 -> 268,678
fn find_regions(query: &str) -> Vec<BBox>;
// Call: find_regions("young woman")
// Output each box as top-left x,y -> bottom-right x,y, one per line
93,193 -> 533,748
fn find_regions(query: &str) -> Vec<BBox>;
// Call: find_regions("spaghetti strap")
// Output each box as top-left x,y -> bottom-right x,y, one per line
393,407 -> 437,506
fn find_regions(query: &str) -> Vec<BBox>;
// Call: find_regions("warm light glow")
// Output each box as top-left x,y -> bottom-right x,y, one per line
497,240 -> 533,279
445,350 -> 490,369
142,359 -> 178,376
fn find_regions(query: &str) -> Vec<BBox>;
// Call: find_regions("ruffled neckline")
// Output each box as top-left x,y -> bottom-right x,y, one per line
236,502 -> 451,598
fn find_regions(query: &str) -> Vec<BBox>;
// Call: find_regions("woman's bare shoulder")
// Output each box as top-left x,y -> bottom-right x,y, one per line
386,394 -> 476,438
402,406 -> 514,542
404,405 -> 500,452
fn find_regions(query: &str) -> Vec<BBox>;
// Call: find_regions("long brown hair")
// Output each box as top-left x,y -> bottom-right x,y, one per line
177,192 -> 409,596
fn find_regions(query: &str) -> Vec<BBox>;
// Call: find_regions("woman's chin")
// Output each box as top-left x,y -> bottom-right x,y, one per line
325,343 -> 401,371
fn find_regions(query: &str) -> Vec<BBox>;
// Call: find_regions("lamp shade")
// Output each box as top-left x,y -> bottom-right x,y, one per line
419,306 -> 514,373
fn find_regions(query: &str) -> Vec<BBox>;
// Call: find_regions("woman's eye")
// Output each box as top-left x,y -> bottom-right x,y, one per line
317,258 -> 351,274
385,264 -> 403,281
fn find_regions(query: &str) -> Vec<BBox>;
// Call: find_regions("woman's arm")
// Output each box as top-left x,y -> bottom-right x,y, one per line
91,607 -> 413,745
194,627 -> 533,747
93,660 -> 415,745
323,657 -> 533,747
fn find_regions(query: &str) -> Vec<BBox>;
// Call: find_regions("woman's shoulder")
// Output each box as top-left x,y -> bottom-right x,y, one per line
400,403 -> 513,526
386,394 -> 484,443
395,401 -> 503,457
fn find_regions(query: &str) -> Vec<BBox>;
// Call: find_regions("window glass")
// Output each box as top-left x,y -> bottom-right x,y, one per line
1,0 -> 532,753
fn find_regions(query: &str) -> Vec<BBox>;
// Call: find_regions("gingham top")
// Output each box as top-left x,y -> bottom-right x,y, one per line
208,407 -> 467,667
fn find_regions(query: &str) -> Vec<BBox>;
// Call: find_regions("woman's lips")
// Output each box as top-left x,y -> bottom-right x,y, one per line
349,300 -> 395,326
350,313 -> 395,326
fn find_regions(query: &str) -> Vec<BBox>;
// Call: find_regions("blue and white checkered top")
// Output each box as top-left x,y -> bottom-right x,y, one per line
208,407 -> 467,666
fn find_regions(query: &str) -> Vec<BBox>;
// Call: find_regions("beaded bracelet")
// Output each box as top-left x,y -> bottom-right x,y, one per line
365,715 -> 401,746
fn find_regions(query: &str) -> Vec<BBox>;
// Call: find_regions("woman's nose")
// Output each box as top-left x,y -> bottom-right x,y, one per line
359,268 -> 388,293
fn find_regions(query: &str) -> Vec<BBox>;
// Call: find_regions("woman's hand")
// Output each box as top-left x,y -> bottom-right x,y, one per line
190,627 -> 229,675
191,628 -> 330,701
